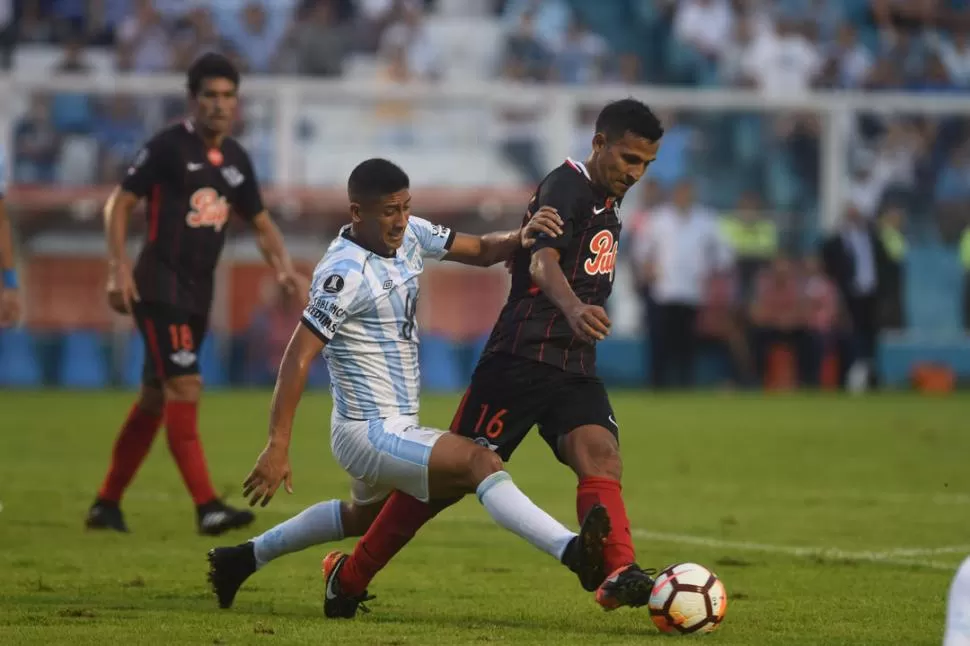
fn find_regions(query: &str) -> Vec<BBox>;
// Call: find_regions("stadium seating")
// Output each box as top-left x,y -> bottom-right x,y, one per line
200,336 -> 229,389
0,328 -> 44,387
57,330 -> 109,389
419,335 -> 464,392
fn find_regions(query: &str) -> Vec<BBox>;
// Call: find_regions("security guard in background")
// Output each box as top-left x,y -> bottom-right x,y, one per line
876,205 -> 907,330
961,225 -> 970,331
719,192 -> 778,304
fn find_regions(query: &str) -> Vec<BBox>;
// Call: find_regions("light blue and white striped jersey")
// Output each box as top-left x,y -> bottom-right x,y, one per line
301,216 -> 454,420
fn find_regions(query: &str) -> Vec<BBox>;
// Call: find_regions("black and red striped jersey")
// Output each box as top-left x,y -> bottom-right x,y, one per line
481,158 -> 621,376
121,121 -> 264,315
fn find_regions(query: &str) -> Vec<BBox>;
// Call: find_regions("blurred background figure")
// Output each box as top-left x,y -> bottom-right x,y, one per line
638,179 -> 734,389
876,204 -> 907,330
748,255 -> 818,386
0,0 -> 969,394
821,203 -> 887,389
243,277 -> 311,387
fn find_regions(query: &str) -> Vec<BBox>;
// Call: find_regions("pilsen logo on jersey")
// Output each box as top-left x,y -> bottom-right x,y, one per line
584,230 -> 618,280
186,187 -> 230,232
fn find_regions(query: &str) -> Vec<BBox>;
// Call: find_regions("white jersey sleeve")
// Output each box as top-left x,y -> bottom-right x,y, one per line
408,216 -> 455,260
301,260 -> 367,342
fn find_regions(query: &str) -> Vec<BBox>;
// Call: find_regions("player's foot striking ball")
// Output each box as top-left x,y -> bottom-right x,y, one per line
89,52 -> 306,533
595,563 -> 657,610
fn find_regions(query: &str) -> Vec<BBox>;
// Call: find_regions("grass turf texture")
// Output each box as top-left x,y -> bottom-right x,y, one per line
0,390 -> 967,645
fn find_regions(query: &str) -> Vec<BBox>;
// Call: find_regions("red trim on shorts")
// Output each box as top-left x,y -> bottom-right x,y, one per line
143,318 -> 167,382
449,387 -> 472,432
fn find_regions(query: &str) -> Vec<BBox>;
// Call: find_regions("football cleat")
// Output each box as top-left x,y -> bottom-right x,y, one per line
560,503 -> 611,592
207,542 -> 257,609
321,551 -> 374,619
85,499 -> 129,533
596,563 -> 657,611
197,500 -> 255,536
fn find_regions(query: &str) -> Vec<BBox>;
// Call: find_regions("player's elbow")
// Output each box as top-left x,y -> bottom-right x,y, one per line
529,253 -> 548,286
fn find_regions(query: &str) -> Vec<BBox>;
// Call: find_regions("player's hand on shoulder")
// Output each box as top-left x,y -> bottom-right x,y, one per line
566,302 -> 611,343
243,441 -> 293,508
520,206 -> 563,248
106,261 -> 139,315
0,288 -> 22,327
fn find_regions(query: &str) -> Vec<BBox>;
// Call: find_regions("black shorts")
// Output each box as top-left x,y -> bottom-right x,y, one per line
449,352 -> 618,464
132,301 -> 208,387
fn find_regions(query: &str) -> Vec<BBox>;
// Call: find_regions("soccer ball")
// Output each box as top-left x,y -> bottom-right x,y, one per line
648,562 -> 727,635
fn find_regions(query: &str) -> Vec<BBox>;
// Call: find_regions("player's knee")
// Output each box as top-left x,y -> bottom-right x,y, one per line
136,385 -> 165,416
340,500 -> 383,537
565,427 -> 622,481
468,446 -> 504,485
164,374 -> 202,401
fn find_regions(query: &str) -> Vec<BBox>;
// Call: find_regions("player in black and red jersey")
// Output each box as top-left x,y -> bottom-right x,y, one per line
317,99 -> 663,616
85,53 -> 307,536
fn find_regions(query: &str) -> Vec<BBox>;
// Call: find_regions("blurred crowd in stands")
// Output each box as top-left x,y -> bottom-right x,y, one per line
1,0 -> 969,389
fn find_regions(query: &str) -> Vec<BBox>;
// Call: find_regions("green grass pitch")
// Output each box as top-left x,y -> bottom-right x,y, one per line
1,389 -> 968,645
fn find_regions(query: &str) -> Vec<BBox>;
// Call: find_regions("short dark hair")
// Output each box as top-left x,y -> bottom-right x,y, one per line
186,53 -> 240,97
594,98 -> 664,144
348,158 -> 410,203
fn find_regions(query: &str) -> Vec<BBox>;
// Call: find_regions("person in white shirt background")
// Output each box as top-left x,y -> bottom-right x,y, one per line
0,141 -> 22,327
635,178 -> 733,389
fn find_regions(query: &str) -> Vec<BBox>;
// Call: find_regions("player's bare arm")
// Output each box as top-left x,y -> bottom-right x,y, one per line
530,247 -> 611,343
443,206 -> 563,267
251,211 -> 309,302
243,322 -> 324,507
103,187 -> 142,314
0,195 -> 22,326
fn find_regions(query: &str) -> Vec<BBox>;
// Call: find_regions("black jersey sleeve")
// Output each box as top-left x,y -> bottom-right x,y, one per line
120,134 -> 170,198
232,149 -> 265,221
530,169 -> 587,253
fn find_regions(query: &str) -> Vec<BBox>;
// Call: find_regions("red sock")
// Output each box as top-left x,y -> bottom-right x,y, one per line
339,492 -> 456,596
98,404 -> 163,503
577,476 -> 635,573
164,401 -> 217,506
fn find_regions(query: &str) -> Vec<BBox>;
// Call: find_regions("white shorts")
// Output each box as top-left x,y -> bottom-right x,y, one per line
330,411 -> 446,506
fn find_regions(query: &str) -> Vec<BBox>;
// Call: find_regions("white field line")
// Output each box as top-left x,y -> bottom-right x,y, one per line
92,491 -> 969,571
627,529 -> 968,571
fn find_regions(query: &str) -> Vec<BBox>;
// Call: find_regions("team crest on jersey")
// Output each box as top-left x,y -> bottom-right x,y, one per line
322,274 -> 344,294
584,230 -> 618,280
170,349 -> 197,368
185,188 -> 230,232
221,165 -> 245,187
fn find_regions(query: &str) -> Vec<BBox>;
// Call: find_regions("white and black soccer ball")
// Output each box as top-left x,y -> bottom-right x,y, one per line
648,562 -> 727,635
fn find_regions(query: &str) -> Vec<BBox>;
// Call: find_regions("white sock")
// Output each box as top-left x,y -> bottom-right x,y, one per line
251,500 -> 344,569
944,556 -> 970,645
476,471 -> 576,560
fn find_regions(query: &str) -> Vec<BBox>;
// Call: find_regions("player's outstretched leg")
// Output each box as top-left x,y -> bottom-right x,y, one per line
208,499 -> 382,609
561,424 -> 657,610
326,430 -> 609,618
434,434 -> 608,574
86,386 -> 165,532
163,375 -> 253,535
